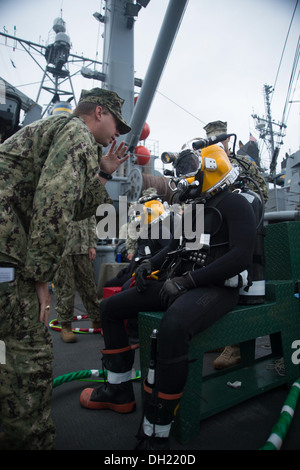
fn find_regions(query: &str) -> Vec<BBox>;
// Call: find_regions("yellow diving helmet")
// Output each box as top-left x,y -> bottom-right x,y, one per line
199,144 -> 238,194
161,145 -> 239,201
143,199 -> 165,224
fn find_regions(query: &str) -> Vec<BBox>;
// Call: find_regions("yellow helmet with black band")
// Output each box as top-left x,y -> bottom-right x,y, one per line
161,143 -> 239,201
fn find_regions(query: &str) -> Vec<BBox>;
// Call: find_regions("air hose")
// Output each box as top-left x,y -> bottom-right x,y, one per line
53,369 -> 141,388
260,378 -> 300,450
49,315 -> 102,334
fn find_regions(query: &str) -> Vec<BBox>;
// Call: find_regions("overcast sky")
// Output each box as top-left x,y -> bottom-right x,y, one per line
1,0 -> 299,173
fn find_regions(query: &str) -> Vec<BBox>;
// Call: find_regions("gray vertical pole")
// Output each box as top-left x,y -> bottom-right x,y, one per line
102,0 -> 135,125
125,0 -> 189,151
101,0 -> 136,181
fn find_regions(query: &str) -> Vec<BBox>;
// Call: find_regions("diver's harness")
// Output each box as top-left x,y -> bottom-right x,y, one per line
157,189 -> 233,281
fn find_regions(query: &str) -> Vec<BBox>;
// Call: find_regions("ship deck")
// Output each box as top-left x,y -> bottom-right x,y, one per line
49,290 -> 300,452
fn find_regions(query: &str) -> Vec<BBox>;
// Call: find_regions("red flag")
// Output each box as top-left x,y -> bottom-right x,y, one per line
249,133 -> 257,142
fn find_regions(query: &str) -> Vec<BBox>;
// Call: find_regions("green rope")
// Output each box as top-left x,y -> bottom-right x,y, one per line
260,377 -> 300,450
53,369 -> 141,388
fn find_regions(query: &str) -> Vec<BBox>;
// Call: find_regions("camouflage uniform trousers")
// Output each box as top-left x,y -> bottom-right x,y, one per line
0,272 -> 55,450
53,254 -> 100,324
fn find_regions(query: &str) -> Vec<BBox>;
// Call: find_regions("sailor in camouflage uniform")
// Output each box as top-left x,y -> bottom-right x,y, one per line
53,216 -> 101,343
0,88 -> 130,449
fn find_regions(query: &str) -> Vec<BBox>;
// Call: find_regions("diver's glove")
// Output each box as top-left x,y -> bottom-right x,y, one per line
135,260 -> 152,293
159,272 -> 196,308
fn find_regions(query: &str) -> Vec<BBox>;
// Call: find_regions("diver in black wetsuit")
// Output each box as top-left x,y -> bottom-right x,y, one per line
104,195 -> 174,289
79,143 -> 257,450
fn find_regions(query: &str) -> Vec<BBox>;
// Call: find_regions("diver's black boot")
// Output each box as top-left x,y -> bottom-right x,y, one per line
80,380 -> 136,413
135,382 -> 183,450
80,344 -> 138,413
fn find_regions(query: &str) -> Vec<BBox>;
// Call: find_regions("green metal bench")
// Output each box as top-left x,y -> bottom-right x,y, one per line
264,221 -> 300,283
138,221 -> 300,444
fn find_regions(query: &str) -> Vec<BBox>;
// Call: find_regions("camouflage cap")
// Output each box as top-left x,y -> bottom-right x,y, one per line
142,187 -> 158,197
79,88 -> 131,134
203,120 -> 227,138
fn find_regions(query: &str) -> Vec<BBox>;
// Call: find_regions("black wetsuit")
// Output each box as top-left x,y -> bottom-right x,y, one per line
100,189 -> 256,394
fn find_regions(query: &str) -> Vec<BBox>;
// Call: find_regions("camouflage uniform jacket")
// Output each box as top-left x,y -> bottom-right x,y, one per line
229,154 -> 269,202
63,216 -> 98,255
0,114 -> 111,281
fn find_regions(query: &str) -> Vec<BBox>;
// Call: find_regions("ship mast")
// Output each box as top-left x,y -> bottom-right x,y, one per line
252,84 -> 287,178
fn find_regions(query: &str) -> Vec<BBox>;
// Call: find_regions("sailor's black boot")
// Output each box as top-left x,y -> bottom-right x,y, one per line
135,382 -> 183,450
80,344 -> 138,413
